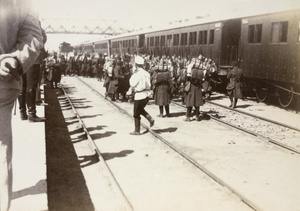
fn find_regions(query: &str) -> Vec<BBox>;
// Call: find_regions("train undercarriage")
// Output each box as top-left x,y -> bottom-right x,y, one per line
251,79 -> 300,108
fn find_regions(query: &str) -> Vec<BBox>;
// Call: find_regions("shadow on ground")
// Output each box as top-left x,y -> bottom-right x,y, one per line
45,84 -> 95,211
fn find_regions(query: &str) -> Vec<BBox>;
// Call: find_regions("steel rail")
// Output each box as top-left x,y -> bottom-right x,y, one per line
207,101 -> 300,132
61,85 -> 134,211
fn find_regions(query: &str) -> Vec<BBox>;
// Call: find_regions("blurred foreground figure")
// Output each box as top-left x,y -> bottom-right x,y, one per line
0,0 -> 43,210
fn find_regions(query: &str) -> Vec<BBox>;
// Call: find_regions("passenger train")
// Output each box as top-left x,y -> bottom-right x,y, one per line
73,9 -> 300,108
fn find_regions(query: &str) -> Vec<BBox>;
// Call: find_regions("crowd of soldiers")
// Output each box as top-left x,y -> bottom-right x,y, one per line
44,51 -> 226,121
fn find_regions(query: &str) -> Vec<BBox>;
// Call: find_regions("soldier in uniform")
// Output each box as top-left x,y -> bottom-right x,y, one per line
128,55 -> 155,135
46,52 -> 61,89
182,56 -> 205,121
98,53 -> 105,81
80,53 -> 88,76
103,56 -> 113,98
152,59 -> 172,117
177,58 -> 187,104
91,53 -> 99,79
227,60 -> 243,108
113,57 -> 125,102
122,56 -> 131,101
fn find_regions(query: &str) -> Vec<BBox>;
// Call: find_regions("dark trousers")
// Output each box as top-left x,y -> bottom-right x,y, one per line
133,97 -> 149,119
18,64 -> 40,114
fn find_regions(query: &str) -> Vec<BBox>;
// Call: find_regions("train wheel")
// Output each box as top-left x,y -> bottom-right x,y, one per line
277,87 -> 294,108
255,87 -> 268,102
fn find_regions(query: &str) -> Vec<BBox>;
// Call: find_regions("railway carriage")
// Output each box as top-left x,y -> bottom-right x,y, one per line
144,21 -> 222,61
239,9 -> 300,107
72,8 -> 300,108
109,33 -> 140,56
92,39 -> 110,55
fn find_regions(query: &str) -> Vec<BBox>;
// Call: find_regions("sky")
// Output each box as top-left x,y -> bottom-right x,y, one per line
32,0 -> 300,52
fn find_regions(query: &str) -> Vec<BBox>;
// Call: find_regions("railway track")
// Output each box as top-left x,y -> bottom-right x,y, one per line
171,100 -> 300,155
62,77 -> 258,210
74,77 -> 261,210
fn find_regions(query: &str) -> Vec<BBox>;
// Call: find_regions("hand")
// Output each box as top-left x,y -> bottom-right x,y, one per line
0,58 -> 20,81
126,87 -> 134,96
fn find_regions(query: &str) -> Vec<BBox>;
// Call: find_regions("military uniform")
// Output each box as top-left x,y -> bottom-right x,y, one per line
227,62 -> 243,108
113,59 -> 125,101
183,58 -> 205,121
152,60 -> 172,117
129,56 -> 154,135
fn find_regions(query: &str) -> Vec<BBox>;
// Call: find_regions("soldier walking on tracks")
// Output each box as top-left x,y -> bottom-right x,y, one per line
128,56 -> 154,135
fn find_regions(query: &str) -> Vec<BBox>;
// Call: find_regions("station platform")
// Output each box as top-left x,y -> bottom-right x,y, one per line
10,97 -> 47,211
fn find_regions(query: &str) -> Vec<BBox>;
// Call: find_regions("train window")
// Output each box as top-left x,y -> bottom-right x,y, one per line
155,36 -> 159,47
189,32 -> 197,45
181,33 -> 188,45
150,37 -> 154,47
198,30 -> 207,45
248,24 -> 262,43
167,35 -> 172,47
209,30 -> 214,44
271,21 -> 288,43
174,34 -> 180,46
161,36 -> 166,46
95,43 -> 107,49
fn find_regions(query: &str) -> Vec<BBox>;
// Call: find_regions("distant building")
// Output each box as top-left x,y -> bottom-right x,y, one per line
59,42 -> 73,54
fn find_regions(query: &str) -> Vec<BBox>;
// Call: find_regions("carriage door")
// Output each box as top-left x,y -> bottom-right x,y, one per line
220,19 -> 241,66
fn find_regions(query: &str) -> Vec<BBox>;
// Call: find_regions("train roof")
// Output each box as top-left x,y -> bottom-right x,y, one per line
77,7 -> 300,45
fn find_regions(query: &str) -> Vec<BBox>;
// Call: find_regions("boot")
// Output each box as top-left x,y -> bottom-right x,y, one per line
18,89 -> 27,119
28,113 -> 45,122
157,106 -> 163,117
184,106 -> 192,122
130,118 -> 140,135
145,114 -> 155,127
233,98 -> 238,108
165,105 -> 171,117
184,117 -> 191,122
195,106 -> 200,121
229,96 -> 234,107
20,111 -> 28,120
